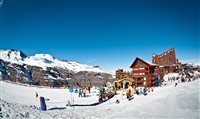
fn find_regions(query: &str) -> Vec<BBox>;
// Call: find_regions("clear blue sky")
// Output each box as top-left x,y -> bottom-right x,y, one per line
0,0 -> 199,72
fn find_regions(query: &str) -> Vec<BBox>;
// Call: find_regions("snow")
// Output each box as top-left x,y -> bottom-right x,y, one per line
163,73 -> 180,81
0,50 -> 107,73
0,50 -> 24,63
0,79 -> 199,119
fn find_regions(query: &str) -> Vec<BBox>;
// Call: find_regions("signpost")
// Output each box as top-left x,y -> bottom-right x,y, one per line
69,88 -> 74,118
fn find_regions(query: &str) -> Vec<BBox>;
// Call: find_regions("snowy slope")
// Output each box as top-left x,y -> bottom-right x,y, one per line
0,49 -> 106,73
0,79 -> 199,119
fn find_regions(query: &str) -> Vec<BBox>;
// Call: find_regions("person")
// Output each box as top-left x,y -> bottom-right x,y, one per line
99,90 -> 103,103
143,86 -> 147,96
83,88 -> 87,97
116,99 -> 120,104
88,86 -> 91,93
78,88 -> 82,97
75,87 -> 78,93
127,89 -> 132,99
136,88 -> 139,95
139,88 -> 143,95
151,87 -> 154,92
66,99 -> 70,107
36,92 -> 38,98
120,88 -> 124,96
174,82 -> 178,87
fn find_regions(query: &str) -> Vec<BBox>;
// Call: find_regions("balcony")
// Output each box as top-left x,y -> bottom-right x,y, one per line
137,79 -> 143,83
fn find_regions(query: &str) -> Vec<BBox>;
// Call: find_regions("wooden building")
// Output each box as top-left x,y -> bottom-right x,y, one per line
115,69 -> 134,89
152,48 -> 181,73
130,57 -> 159,87
116,69 -> 132,80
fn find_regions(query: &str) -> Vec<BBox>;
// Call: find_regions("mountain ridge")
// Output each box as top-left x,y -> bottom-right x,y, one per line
0,49 -> 108,73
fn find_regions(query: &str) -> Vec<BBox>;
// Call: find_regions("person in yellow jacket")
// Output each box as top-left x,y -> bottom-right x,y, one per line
128,85 -> 133,93
127,85 -> 133,100
120,88 -> 124,96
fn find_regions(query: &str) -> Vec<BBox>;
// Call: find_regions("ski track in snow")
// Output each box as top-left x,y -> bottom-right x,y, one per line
0,80 -> 200,119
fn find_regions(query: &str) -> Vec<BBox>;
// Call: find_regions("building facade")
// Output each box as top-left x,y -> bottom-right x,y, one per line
114,48 -> 182,88
130,57 -> 159,87
152,48 -> 181,73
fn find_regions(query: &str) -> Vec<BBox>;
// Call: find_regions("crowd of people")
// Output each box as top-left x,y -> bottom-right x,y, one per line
74,86 -> 91,97
68,67 -> 200,105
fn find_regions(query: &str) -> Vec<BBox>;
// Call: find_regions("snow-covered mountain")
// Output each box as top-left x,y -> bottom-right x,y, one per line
0,49 -> 113,86
0,49 -> 105,73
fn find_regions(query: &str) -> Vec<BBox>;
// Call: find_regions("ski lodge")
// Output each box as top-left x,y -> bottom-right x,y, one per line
115,48 -> 182,88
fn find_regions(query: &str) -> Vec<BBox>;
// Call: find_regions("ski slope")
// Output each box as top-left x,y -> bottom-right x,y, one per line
0,79 -> 199,119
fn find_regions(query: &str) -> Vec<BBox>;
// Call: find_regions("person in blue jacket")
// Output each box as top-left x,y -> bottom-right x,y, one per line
78,88 -> 82,97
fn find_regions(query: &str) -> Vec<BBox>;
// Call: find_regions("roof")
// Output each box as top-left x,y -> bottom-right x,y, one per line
130,57 -> 158,68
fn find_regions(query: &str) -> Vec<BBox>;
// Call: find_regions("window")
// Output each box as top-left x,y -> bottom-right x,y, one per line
144,77 -> 146,80
139,68 -> 144,70
133,73 -> 138,75
139,73 -> 144,75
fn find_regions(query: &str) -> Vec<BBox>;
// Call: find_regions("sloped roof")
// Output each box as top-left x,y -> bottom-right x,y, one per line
130,57 -> 158,68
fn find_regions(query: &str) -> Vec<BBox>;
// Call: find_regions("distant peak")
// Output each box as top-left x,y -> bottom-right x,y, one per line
32,54 -> 55,59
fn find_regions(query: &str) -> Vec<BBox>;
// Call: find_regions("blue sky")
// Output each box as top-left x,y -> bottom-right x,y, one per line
0,0 -> 199,72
